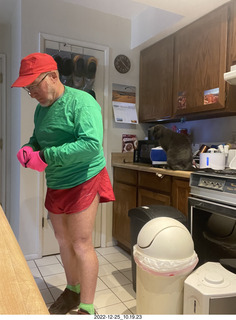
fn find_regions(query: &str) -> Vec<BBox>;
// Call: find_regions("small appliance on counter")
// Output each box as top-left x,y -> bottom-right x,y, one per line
150,147 -> 167,167
134,140 -> 159,164
192,144 -> 210,167
199,148 -> 226,170
226,149 -> 236,169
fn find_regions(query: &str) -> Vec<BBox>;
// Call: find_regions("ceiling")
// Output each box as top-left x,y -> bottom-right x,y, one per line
64,0 -> 231,48
64,0 -> 230,20
0,0 -> 231,47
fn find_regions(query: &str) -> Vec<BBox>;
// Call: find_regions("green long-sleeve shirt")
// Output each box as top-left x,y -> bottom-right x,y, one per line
25,86 -> 106,189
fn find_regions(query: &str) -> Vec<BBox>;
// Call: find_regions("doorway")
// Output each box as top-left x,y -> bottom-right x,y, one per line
40,35 -> 108,256
0,54 -> 6,211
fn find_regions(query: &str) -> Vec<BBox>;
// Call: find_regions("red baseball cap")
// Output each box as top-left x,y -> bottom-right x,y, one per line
11,52 -> 58,87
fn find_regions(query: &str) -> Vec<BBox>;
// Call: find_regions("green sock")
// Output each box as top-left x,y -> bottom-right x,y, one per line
79,302 -> 94,315
66,284 -> 81,294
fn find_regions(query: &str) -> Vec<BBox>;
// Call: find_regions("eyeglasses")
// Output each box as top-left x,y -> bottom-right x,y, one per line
23,73 -> 50,95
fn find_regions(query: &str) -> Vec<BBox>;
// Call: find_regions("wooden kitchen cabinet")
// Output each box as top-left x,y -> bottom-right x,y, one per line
228,0 -> 236,65
113,182 -> 136,250
139,35 -> 174,122
223,0 -> 236,110
173,5 -> 228,117
172,178 -> 190,217
139,2 -> 236,122
112,167 -> 190,250
112,168 -> 137,250
138,188 -> 171,206
137,171 -> 171,206
113,167 -> 137,185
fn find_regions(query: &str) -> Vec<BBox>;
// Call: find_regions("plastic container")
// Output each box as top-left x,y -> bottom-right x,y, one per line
134,217 -> 198,314
199,152 -> 226,170
128,205 -> 188,292
150,147 -> 167,166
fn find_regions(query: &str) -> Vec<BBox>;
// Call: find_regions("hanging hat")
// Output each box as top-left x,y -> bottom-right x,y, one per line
11,52 -> 58,87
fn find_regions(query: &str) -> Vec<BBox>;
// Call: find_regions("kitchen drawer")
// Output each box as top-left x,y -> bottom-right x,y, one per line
114,167 -> 137,185
138,171 -> 171,193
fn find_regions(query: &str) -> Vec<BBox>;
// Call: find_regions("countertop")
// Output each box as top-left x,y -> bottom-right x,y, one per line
111,152 -> 192,179
0,206 -> 49,315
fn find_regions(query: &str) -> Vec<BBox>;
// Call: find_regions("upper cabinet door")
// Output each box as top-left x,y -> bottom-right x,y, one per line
139,35 -> 174,122
224,0 -> 236,109
173,5 -> 228,116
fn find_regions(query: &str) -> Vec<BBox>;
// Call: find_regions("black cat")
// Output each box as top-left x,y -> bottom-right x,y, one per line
150,125 -> 193,171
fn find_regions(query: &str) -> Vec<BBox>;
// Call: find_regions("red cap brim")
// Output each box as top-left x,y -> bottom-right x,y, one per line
11,52 -> 58,88
11,72 -> 42,88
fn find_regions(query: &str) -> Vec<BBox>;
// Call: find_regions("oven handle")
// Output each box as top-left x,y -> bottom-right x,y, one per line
188,196 -> 236,217
188,196 -> 236,235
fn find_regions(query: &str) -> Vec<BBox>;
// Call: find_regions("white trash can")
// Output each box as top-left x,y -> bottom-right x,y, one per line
133,217 -> 198,314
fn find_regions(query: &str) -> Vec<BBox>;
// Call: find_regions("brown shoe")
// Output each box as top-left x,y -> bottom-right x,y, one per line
77,308 -> 97,315
77,308 -> 90,315
49,288 -> 80,314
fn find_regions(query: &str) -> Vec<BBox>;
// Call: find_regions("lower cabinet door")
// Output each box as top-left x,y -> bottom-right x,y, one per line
112,182 -> 137,250
172,178 -> 190,216
138,188 -> 171,207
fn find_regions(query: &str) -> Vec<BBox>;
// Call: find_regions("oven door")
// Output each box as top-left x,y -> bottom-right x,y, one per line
188,197 -> 236,269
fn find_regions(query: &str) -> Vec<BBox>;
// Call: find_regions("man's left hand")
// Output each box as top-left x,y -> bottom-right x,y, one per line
26,151 -> 48,172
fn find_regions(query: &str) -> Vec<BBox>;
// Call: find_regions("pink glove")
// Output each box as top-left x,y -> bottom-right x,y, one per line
26,151 -> 48,172
17,146 -> 33,167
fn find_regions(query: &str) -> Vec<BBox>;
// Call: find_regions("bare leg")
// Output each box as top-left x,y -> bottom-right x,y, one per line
67,194 -> 99,303
49,194 -> 100,303
48,212 -> 80,285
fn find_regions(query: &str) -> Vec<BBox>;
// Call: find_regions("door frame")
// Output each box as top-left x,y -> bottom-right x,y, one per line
39,33 -> 110,255
0,54 -> 7,211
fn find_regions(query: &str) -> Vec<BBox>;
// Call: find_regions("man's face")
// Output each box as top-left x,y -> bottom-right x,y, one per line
24,72 -> 56,107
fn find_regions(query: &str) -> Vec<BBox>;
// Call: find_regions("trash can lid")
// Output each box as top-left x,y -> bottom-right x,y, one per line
137,217 -> 194,260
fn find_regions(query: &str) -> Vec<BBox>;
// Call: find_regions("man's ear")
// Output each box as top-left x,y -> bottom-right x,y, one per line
50,71 -> 59,81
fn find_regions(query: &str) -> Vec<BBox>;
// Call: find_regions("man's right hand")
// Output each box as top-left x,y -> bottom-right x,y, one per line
17,146 -> 33,167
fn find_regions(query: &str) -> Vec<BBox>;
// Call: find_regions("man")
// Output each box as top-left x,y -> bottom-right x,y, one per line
12,52 -> 115,315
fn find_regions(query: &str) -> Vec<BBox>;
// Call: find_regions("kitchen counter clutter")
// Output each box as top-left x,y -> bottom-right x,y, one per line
112,152 -> 192,251
0,206 -> 49,315
111,152 -> 192,178
112,159 -> 192,179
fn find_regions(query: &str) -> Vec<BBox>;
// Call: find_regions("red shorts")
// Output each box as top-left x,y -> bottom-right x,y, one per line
45,167 -> 115,214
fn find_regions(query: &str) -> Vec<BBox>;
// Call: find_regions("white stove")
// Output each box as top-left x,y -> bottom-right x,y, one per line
190,170 -> 236,207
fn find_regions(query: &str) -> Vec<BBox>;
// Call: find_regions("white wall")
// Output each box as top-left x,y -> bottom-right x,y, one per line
0,1 -> 22,239
9,0 -> 22,239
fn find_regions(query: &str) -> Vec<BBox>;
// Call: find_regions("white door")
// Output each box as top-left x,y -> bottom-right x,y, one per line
0,54 -> 6,211
42,46 -> 105,256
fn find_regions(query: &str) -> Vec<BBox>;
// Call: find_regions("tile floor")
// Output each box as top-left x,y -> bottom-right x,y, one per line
27,246 -> 136,315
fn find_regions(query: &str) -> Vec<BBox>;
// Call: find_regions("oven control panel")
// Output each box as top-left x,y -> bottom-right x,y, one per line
190,172 -> 236,206
198,177 -> 225,191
